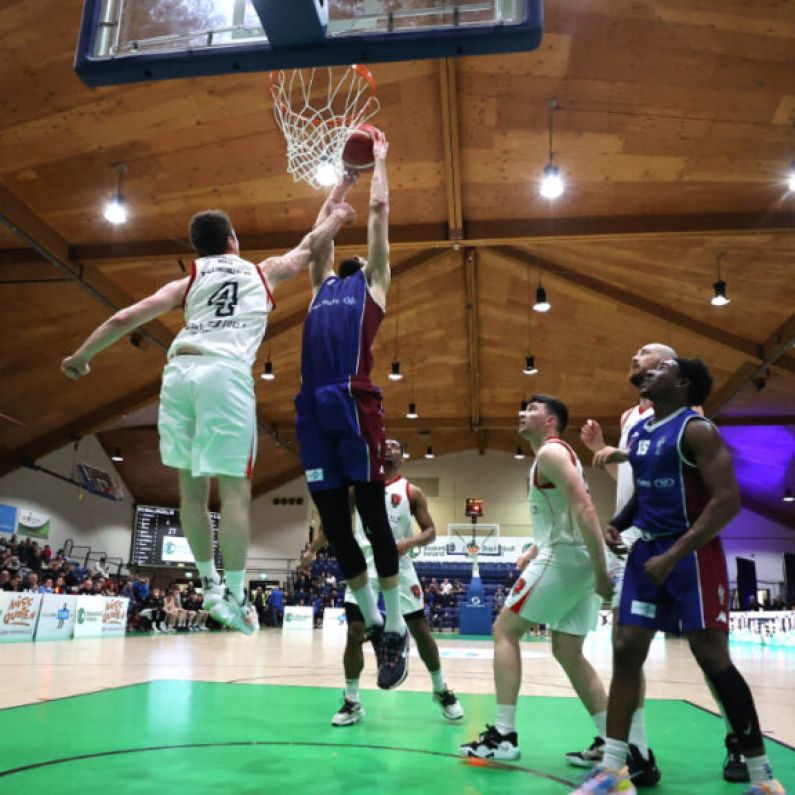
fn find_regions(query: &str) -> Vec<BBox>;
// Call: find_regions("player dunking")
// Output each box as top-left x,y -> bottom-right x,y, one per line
459,395 -> 613,761
302,438 -> 464,725
62,205 -> 353,633
570,358 -> 786,795
580,343 -> 748,784
296,130 -> 410,689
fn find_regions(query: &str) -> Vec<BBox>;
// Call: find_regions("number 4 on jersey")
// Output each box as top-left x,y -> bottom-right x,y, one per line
208,281 -> 238,317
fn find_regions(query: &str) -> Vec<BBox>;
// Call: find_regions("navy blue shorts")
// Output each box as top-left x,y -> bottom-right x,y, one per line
295,379 -> 385,492
618,535 -> 729,635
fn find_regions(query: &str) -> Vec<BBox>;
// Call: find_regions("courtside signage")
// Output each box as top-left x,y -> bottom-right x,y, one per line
283,605 -> 313,630
73,595 -> 105,639
0,592 -> 42,643
35,594 -> 77,641
102,597 -> 129,637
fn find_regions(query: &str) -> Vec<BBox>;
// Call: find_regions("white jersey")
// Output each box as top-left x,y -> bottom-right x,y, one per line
354,476 -> 415,572
529,438 -> 589,554
168,254 -> 274,367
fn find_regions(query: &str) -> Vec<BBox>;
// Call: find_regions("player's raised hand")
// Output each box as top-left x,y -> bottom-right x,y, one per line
593,445 -> 629,469
61,354 -> 90,380
372,129 -> 389,160
332,201 -> 356,226
580,419 -> 605,453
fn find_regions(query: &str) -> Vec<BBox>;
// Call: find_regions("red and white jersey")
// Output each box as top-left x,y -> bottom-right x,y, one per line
615,403 -> 654,512
168,254 -> 275,367
529,438 -> 589,553
354,476 -> 415,570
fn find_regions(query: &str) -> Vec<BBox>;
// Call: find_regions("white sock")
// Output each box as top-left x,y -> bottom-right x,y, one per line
350,584 -> 383,628
604,738 -> 629,771
629,708 -> 649,758
225,570 -> 245,602
495,703 -> 517,736
345,678 -> 360,702
430,668 -> 445,693
381,586 -> 406,634
592,710 -> 607,739
747,755 -> 774,784
196,559 -> 219,584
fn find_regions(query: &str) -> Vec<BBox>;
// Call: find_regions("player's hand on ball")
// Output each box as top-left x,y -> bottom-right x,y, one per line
580,419 -> 605,453
61,355 -> 90,379
644,553 -> 675,586
372,130 -> 388,160
395,538 -> 411,557
593,446 -> 629,468
594,569 -> 614,601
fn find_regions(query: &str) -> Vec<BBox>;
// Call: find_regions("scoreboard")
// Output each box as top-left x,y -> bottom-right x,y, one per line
132,505 -> 222,568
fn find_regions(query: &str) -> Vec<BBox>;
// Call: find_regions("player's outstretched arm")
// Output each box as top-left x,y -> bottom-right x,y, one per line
580,418 -> 619,482
396,486 -> 436,556
645,420 -> 740,584
537,445 -> 613,601
364,130 -> 390,305
313,171 -> 358,227
259,202 -> 356,290
61,277 -> 188,379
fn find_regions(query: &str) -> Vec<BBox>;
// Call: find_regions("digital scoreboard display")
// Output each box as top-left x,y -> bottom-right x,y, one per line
132,505 -> 222,568
465,498 -> 484,518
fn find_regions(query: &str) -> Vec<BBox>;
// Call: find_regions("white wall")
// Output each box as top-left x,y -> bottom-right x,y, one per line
0,435 -> 135,562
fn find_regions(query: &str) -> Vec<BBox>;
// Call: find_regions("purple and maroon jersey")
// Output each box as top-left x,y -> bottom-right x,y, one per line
301,269 -> 384,387
626,407 -> 712,538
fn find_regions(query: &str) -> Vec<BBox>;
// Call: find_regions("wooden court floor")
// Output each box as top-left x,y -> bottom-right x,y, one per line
1,630 -> 793,793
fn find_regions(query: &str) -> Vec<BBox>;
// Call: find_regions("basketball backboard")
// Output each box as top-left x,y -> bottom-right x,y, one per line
75,0 -> 543,86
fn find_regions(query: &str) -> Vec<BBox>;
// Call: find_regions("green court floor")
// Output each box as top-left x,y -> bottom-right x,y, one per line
0,683 -> 792,794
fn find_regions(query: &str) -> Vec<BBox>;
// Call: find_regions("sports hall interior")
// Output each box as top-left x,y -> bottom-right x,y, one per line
0,1 -> 794,793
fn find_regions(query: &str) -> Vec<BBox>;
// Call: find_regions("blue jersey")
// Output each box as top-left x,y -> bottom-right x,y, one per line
627,407 -> 711,538
301,270 -> 384,387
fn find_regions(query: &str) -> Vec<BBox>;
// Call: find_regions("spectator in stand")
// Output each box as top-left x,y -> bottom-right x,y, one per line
747,595 -> 762,612
430,603 -> 443,631
440,577 -> 453,597
24,572 -> 39,592
142,587 -> 168,632
493,585 -> 506,615
453,579 -> 465,598
120,579 -> 136,601
253,587 -> 266,627
42,545 -> 53,564
0,570 -> 11,591
269,583 -> 285,627
53,575 -> 67,594
65,563 -> 82,589
133,576 -> 150,603
8,574 -> 22,592
92,557 -> 110,579
38,577 -> 54,594
325,571 -> 338,589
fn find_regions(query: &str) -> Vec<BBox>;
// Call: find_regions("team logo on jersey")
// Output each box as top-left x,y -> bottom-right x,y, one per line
411,584 -> 422,599
513,578 -> 525,594
391,493 -> 403,507
655,436 -> 667,455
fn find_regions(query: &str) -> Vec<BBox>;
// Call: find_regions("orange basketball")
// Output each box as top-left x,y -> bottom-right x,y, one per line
342,123 -> 380,171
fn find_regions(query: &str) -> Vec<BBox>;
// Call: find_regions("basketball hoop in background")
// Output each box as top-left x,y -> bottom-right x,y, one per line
466,540 -> 481,579
270,65 -> 380,190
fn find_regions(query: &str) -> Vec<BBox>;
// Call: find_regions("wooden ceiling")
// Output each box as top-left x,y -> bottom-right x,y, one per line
1,1 -> 794,528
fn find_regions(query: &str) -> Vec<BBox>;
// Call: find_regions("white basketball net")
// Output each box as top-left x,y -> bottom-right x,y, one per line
271,65 -> 380,191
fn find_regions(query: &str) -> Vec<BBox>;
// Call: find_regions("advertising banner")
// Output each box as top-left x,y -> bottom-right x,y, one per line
73,595 -> 106,639
17,508 -> 50,539
0,592 -> 42,643
409,534 -> 535,564
0,504 -> 17,535
35,594 -> 77,641
102,597 -> 129,637
322,607 -> 347,637
282,605 -> 313,630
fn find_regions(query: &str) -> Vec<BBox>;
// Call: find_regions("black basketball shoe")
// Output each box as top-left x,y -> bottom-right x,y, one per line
628,744 -> 661,787
723,734 -> 750,783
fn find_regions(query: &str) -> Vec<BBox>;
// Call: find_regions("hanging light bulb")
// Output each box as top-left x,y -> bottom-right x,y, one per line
539,99 -> 565,200
402,446 -> 411,460
783,488 -> 794,503
424,445 -> 435,459
103,164 -> 128,225
710,254 -> 731,307
111,448 -> 124,462
787,161 -> 795,193
523,355 -> 538,375
539,163 -> 564,199
389,358 -> 403,381
261,359 -> 275,380
533,285 -> 551,313
406,402 -> 418,419
316,160 -> 340,188
514,446 -> 525,460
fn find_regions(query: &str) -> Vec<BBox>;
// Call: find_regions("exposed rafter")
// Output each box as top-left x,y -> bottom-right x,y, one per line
438,58 -> 464,241
463,247 -> 481,433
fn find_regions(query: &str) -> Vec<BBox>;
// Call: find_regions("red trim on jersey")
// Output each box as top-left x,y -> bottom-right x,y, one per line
245,447 -> 254,479
696,537 -> 729,631
255,264 -> 276,311
385,475 -> 402,487
533,437 -> 577,489
181,260 -> 197,310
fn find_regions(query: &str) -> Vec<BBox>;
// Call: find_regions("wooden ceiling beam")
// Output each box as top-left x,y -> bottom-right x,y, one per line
65,211 -> 795,263
492,245 -> 795,377
464,248 -> 481,433
439,58 -> 464,241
